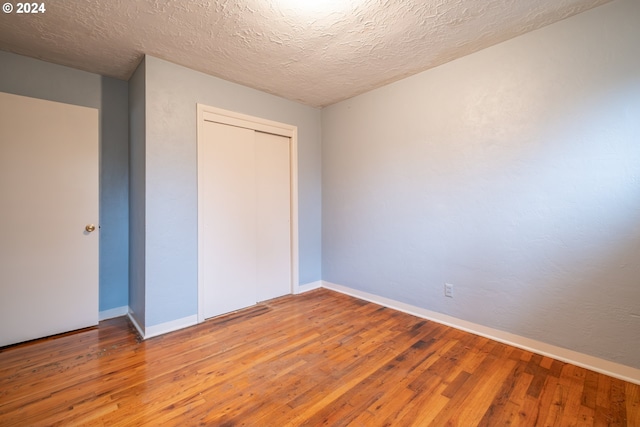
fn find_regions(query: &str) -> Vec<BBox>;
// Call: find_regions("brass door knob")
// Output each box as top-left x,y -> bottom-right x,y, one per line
85,224 -> 96,232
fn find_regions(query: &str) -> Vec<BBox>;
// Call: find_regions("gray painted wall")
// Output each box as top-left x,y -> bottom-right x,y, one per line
141,55 -> 322,326
322,0 -> 640,368
100,77 -> 129,312
0,51 -> 129,313
128,58 -> 146,327
0,51 -> 100,107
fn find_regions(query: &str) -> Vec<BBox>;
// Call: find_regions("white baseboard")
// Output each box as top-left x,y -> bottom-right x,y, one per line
321,281 -> 640,385
144,315 -> 198,339
296,280 -> 323,294
99,305 -> 128,321
126,310 -> 198,340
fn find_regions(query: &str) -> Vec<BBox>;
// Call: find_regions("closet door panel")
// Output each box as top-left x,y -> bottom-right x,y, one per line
255,131 -> 291,302
201,121 -> 257,318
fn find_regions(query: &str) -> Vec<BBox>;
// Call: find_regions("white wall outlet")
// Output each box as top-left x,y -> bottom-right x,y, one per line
444,283 -> 454,298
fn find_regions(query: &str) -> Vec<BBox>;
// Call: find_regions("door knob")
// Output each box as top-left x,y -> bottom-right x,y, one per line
85,224 -> 96,232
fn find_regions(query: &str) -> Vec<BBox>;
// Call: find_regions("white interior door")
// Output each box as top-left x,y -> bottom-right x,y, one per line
199,119 -> 292,320
0,92 -> 99,347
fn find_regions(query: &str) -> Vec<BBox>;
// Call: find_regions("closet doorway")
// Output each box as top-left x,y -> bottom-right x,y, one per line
197,105 -> 298,321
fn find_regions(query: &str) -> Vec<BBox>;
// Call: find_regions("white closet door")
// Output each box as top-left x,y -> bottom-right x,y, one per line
0,92 -> 99,347
200,121 -> 292,320
255,131 -> 291,302
200,121 -> 258,318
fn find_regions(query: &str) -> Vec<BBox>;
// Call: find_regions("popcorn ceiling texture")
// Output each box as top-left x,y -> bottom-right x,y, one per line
0,0 -> 612,107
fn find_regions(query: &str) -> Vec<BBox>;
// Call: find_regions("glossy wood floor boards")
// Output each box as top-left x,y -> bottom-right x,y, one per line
1,289 -> 638,426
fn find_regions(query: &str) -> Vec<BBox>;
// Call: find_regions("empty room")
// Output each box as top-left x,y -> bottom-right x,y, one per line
0,0 -> 639,425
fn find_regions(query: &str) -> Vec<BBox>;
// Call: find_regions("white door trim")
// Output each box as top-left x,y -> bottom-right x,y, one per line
196,104 -> 299,323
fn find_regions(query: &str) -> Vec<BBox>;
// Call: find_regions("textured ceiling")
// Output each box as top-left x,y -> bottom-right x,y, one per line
0,0 -> 612,107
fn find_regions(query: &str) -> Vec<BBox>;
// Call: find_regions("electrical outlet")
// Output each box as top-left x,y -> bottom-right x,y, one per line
444,283 -> 454,298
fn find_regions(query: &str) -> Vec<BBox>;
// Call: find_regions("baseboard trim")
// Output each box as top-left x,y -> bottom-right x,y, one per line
321,281 -> 640,385
144,315 -> 198,340
296,280 -> 323,294
99,306 -> 128,321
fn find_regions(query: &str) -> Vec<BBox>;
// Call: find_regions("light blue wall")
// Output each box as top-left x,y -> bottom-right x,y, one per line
142,56 -> 322,326
128,58 -> 146,327
0,51 -> 100,107
322,0 -> 640,369
0,51 -> 130,313
100,77 -> 129,311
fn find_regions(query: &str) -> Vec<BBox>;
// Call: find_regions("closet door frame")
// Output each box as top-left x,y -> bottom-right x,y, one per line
196,104 -> 299,323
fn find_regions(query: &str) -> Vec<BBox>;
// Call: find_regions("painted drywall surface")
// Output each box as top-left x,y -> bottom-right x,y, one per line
128,58 -> 146,328
322,0 -> 640,368
0,51 -> 100,107
100,77 -> 129,312
143,55 -> 322,327
0,51 -> 130,313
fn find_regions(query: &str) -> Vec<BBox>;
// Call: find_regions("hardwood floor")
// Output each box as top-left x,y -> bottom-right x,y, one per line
1,289 -> 638,426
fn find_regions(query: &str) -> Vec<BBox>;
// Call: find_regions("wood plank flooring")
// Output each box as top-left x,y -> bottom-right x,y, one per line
1,289 -> 638,426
